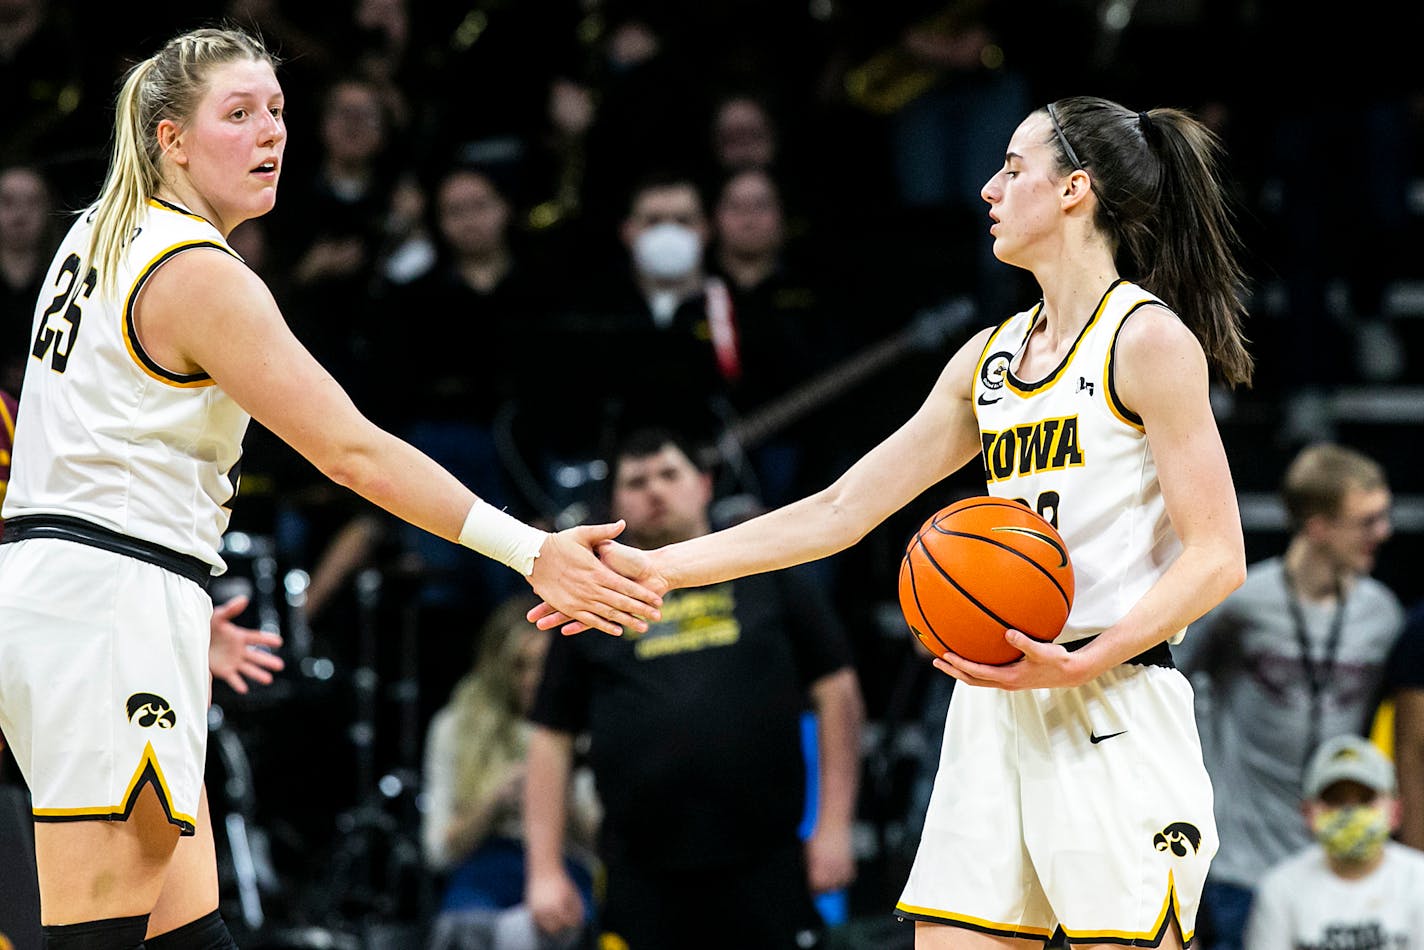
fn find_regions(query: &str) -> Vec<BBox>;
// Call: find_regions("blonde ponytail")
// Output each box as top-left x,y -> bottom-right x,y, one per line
88,57 -> 162,289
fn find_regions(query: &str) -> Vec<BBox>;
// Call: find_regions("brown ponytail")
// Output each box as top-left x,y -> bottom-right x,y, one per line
1044,97 -> 1254,387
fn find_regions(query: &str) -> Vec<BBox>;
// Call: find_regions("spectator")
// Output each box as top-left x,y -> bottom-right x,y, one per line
710,93 -> 780,176
261,74 -> 414,568
347,0 -> 416,131
1244,734 -> 1424,950
0,165 -> 56,395
382,163 -> 560,714
524,426 -> 864,950
277,75 -> 403,303
534,172 -> 730,478
1179,442 -> 1405,949
422,595 -> 599,950
708,167 -> 846,505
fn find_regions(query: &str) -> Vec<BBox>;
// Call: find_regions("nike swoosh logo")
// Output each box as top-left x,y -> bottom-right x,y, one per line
1089,730 -> 1126,744
976,393 -> 1002,405
991,526 -> 1069,567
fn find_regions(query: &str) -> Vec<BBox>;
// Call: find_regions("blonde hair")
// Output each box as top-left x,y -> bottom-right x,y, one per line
447,595 -> 545,813
88,27 -> 276,287
1281,442 -> 1387,530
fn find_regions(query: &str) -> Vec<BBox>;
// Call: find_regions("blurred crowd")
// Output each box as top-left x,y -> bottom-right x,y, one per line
5,0 -> 1424,945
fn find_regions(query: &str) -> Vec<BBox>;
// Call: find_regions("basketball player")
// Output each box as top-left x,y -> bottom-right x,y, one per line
0,27 -> 662,950
534,97 -> 1252,948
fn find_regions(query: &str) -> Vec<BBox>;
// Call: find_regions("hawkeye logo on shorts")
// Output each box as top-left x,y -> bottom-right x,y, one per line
1153,822 -> 1202,857
126,692 -> 176,729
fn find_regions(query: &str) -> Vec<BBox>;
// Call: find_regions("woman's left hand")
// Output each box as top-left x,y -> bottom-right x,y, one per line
932,629 -> 1098,690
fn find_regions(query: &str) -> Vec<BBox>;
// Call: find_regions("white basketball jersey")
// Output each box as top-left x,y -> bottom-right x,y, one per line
972,279 -> 1183,644
3,199 -> 251,573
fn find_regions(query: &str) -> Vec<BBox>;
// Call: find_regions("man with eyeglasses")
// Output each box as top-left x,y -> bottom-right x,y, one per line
1177,441 -> 1405,950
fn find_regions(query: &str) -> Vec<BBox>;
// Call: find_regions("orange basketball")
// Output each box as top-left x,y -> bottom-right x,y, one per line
898,496 -> 1075,665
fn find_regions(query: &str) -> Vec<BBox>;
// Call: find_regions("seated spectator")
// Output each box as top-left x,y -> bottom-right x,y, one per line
709,167 -> 848,505
710,93 -> 779,176
529,172 -> 730,487
1244,734 -> 1424,949
259,75 -> 418,579
423,595 -> 599,950
0,165 -> 57,395
380,162 -> 560,710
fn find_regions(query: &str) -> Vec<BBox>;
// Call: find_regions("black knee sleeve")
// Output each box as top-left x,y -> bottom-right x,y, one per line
143,911 -> 237,950
42,914 -> 150,950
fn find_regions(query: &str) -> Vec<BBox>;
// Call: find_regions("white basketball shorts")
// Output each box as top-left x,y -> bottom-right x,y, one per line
896,661 -> 1217,945
0,538 -> 212,835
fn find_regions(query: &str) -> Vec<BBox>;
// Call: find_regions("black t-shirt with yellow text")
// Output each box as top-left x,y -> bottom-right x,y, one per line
529,566 -> 852,870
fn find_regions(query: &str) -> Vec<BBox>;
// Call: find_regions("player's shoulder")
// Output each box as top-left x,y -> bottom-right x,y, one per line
1114,299 -> 1195,355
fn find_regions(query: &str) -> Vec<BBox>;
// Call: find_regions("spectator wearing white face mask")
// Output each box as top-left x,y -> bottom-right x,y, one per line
1245,734 -> 1424,950
532,172 -> 732,477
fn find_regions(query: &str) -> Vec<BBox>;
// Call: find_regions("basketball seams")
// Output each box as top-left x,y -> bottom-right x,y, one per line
930,497 -> 1031,526
926,526 -> 1072,609
915,537 -> 1030,649
903,539 -> 955,657
899,495 -> 1076,665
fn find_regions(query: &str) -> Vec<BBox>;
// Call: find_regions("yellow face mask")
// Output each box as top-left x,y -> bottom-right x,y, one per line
1310,803 -> 1391,864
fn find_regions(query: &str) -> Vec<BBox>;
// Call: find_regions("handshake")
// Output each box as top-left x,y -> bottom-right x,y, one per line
522,521 -> 672,637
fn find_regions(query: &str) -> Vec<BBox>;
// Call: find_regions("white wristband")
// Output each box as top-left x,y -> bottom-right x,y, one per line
457,499 -> 549,576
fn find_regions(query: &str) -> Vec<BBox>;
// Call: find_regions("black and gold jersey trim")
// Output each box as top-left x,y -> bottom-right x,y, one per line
122,240 -> 234,387
1060,872 -> 1195,947
148,197 -> 215,228
896,903 -> 1055,941
1006,279 -> 1126,395
1103,299 -> 1158,431
32,741 -> 197,836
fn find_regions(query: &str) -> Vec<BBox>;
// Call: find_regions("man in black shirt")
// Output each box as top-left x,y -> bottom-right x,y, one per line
524,427 -> 864,949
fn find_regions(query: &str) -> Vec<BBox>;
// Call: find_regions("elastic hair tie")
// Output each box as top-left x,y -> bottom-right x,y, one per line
1138,111 -> 1153,133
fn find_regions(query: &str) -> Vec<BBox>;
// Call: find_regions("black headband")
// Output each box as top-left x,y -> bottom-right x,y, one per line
1044,102 -> 1119,223
1045,102 -> 1083,171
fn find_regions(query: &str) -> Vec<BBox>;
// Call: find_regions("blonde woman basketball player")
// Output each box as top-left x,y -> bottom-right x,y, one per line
0,27 -> 662,950
534,97 -> 1252,949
